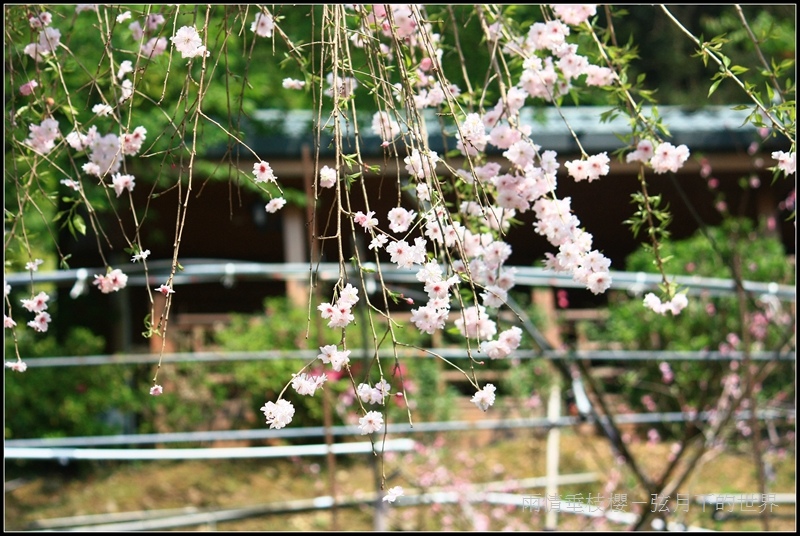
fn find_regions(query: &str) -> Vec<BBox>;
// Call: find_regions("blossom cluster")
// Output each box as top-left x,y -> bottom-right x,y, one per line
317,283 -> 359,329
93,268 -> 129,294
19,290 -> 52,333
357,379 -> 391,405
260,399 -> 295,429
643,292 -> 689,316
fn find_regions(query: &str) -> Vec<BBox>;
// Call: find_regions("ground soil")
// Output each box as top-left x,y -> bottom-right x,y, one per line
4,400 -> 795,532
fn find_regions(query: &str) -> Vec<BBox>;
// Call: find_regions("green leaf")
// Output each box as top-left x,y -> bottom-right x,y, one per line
72,214 -> 87,236
708,79 -> 722,98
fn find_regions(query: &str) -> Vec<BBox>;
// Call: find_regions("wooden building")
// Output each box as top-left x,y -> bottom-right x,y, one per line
40,105 -> 796,353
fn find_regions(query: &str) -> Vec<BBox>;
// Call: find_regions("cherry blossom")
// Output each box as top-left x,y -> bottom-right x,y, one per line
455,305 -> 497,341
357,379 -> 391,405
28,12 -> 52,29
119,79 -> 134,103
120,127 -> 147,156
129,20 -> 144,41
93,269 -> 128,294
19,80 -> 38,96
386,238 -> 427,269
650,142 -> 690,174
368,234 -> 388,250
145,13 -> 165,31
358,410 -> 384,434
772,150 -> 796,176
92,103 -> 114,117
387,207 -> 416,233
155,284 -> 175,296
5,361 -> 27,373
27,311 -> 52,333
552,4 -> 597,26
261,399 -> 295,429
383,486 -> 404,503
282,78 -> 305,90
24,27 -> 61,62
20,291 -> 49,313
25,259 -> 44,272
292,372 -> 328,396
141,37 -> 168,58
371,111 -> 400,141
404,148 -> 439,180
117,60 -> 133,80
112,173 -> 136,197
265,198 -> 287,213
116,11 -> 131,23
317,344 -> 351,371
24,118 -> 61,155
319,165 -> 337,188
471,383 -> 497,411
87,133 -> 123,176
354,210 -> 378,230
131,249 -> 150,262
253,161 -> 276,183
150,384 -> 163,396
643,292 -> 689,315
5,316 -> 17,329
251,12 -> 274,38
170,26 -> 208,59
324,73 -> 358,99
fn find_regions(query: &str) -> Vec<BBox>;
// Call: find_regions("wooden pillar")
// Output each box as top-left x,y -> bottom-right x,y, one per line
532,288 -> 562,348
282,204 -> 308,306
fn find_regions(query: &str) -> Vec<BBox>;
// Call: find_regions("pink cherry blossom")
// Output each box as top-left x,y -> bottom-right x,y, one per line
25,259 -> 44,272
772,150 -> 796,175
292,372 -> 328,396
19,80 -> 38,96
141,37 -> 168,58
251,12 -> 274,38
27,311 -> 52,332
282,78 -> 305,90
358,411 -> 384,434
387,207 -> 416,234
319,165 -> 337,188
265,197 -> 287,213
354,210 -> 378,230
170,26 -> 208,59
260,399 -> 295,429
112,173 -> 136,197
150,384 -> 163,396
155,284 -> 175,296
20,291 -> 49,313
471,383 -> 497,411
383,486 -> 404,503
93,268 -> 128,294
650,142 -> 690,174
5,360 -> 27,372
253,161 -> 276,183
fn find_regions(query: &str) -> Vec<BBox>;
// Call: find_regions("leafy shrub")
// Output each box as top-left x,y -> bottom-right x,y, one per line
585,217 -> 795,437
4,326 -> 142,439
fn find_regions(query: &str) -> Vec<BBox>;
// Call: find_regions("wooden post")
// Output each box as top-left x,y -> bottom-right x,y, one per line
545,384 -> 561,530
282,204 -> 308,306
532,288 -> 562,348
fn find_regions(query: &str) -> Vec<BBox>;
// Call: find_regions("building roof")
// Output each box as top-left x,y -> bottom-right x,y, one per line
216,105 -> 787,160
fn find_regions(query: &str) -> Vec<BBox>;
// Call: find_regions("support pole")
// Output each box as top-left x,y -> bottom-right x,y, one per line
545,384 -> 561,531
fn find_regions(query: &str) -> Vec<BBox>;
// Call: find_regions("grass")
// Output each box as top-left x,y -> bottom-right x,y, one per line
5,412 -> 795,531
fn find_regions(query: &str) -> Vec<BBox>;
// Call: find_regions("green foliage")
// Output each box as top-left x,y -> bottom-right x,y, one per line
585,217 -> 795,438
4,327 -> 143,439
